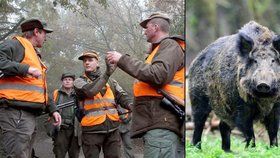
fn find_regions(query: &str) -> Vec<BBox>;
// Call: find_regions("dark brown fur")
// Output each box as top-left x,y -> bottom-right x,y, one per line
189,21 -> 280,151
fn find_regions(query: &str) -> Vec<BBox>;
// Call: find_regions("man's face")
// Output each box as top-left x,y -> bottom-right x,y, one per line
34,28 -> 47,48
62,77 -> 74,89
83,57 -> 99,72
144,22 -> 157,43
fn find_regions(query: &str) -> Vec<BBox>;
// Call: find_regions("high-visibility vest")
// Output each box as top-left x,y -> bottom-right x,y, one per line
133,39 -> 185,102
53,89 -> 59,103
107,79 -> 130,123
81,82 -> 119,127
0,36 -> 48,104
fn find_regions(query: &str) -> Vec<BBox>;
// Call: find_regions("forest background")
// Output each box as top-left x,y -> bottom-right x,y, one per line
186,0 -> 280,66
0,0 -> 185,93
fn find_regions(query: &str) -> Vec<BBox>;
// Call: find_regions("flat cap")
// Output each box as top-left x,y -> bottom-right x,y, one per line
78,50 -> 99,61
20,18 -> 53,33
61,73 -> 75,80
140,12 -> 170,28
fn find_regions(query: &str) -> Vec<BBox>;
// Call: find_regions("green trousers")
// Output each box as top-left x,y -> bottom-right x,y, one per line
53,126 -> 80,158
120,130 -> 134,158
143,129 -> 181,158
82,129 -> 121,158
0,107 -> 36,158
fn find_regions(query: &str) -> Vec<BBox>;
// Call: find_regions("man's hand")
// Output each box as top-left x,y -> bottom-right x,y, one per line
52,111 -> 62,126
105,58 -> 117,76
28,67 -> 42,78
106,51 -> 122,64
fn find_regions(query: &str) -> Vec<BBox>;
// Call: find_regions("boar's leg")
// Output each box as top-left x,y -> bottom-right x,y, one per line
263,103 -> 280,147
244,118 -> 256,148
219,121 -> 232,152
191,95 -> 211,149
243,120 -> 256,148
235,104 -> 256,148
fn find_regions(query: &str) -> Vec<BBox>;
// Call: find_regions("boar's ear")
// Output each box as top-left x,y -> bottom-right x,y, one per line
238,32 -> 254,56
273,35 -> 280,53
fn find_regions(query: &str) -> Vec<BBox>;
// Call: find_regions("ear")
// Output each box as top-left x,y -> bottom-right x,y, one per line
238,32 -> 254,57
154,24 -> 160,31
33,28 -> 39,35
273,35 -> 280,52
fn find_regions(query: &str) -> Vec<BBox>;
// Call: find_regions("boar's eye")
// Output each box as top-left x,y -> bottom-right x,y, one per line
238,32 -> 254,57
273,35 -> 280,53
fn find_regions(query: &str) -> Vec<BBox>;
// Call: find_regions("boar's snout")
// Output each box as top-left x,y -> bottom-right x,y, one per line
252,70 -> 277,98
256,83 -> 271,93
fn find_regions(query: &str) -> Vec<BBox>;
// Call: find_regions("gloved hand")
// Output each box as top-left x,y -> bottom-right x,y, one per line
105,58 -> 117,76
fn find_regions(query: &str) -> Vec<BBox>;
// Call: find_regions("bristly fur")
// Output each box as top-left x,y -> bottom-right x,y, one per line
189,21 -> 280,151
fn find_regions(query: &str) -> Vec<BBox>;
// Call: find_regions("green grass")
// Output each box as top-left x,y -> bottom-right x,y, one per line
185,134 -> 280,158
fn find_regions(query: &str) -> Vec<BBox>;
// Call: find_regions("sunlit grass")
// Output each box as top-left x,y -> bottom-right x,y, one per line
185,134 -> 280,158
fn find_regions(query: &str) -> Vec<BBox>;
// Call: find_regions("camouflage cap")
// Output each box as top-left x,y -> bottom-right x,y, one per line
20,18 -> 53,33
140,12 -> 170,28
78,50 -> 99,61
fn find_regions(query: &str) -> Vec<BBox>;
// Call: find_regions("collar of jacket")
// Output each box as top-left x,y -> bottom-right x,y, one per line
150,36 -> 171,53
85,67 -> 102,81
58,86 -> 75,95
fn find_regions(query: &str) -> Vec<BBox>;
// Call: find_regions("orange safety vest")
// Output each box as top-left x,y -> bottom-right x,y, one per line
53,89 -> 59,103
0,36 -> 48,104
81,80 -> 119,127
133,39 -> 185,103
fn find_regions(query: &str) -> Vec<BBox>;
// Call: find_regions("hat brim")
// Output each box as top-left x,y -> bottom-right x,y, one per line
140,16 -> 170,28
78,55 -> 98,60
61,75 -> 75,80
44,28 -> 53,33
140,19 -> 151,28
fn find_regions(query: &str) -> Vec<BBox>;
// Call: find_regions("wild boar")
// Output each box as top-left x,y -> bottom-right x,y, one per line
188,21 -> 280,152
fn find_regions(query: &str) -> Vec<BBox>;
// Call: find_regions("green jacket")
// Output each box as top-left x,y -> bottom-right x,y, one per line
74,68 -> 133,133
0,38 -> 57,115
117,36 -> 185,138
53,87 -> 76,126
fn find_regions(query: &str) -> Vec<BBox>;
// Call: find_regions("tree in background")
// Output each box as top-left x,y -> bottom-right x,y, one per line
0,0 -> 184,92
187,0 -> 280,66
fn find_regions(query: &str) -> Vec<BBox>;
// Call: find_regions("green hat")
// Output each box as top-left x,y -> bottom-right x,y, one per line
140,12 -> 170,28
61,73 -> 75,80
20,18 -> 53,33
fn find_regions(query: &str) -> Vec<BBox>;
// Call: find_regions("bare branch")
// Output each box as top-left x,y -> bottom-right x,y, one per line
0,18 -> 24,41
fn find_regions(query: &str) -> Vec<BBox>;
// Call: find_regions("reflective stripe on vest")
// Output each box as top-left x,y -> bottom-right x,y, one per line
0,82 -> 44,93
0,36 -> 48,104
81,83 -> 119,127
84,98 -> 116,106
133,39 -> 185,101
85,107 -> 118,116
